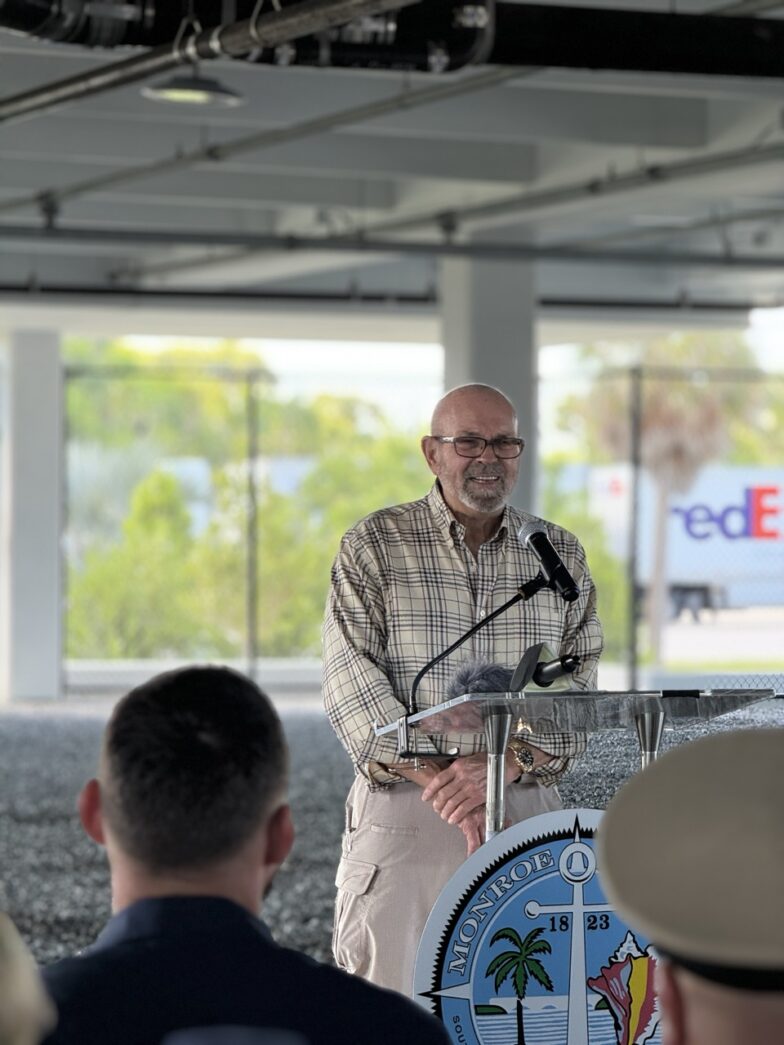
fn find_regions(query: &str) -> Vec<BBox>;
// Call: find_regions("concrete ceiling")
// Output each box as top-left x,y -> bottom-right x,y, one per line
4,0 -> 784,314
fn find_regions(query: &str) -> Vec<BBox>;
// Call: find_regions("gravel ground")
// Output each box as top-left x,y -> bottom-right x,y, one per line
1,697 -> 781,968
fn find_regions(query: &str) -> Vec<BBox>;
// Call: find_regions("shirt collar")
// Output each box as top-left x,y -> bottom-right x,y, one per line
427,482 -> 511,548
87,896 -> 272,952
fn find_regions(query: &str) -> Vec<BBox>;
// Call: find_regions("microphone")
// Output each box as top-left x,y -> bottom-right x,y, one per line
446,659 -> 513,701
445,652 -> 581,700
532,654 -> 580,688
517,522 -> 580,603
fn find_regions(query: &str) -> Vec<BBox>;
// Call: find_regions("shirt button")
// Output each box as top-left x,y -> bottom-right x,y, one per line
478,610 -> 486,619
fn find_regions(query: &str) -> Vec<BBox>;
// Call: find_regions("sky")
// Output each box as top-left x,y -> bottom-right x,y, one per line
241,338 -> 443,432
747,309 -> 784,372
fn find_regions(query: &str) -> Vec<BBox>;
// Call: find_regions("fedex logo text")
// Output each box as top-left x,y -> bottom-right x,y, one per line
671,485 -> 780,540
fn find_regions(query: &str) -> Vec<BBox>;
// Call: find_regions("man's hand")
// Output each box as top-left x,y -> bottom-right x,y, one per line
421,751 -> 522,823
455,805 -> 513,856
421,753 -> 490,825
393,747 -> 538,856
459,806 -> 486,856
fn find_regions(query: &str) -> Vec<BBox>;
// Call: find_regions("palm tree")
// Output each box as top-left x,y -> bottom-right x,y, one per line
557,331 -> 764,668
485,925 -> 554,1045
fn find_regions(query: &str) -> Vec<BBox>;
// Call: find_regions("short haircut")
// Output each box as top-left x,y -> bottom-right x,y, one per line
100,665 -> 288,872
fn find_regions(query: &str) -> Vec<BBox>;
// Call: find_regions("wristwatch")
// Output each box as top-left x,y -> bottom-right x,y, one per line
509,737 -> 535,775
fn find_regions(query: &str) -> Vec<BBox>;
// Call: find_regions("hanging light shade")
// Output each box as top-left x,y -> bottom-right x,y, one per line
141,71 -> 244,107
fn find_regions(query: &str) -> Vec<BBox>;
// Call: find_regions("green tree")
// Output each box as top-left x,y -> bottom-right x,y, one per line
64,334 -> 434,660
190,470 -> 331,658
65,345 -> 261,464
67,471 -> 229,658
485,926 -> 554,1045
260,392 -> 389,454
191,426 -> 432,657
726,376 -> 784,464
557,332 -> 764,665
300,428 -> 427,536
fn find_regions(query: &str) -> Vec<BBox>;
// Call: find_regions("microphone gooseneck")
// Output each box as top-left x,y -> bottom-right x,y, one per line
407,571 -> 550,716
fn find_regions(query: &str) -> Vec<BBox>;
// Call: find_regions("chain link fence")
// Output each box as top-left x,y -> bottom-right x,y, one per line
64,356 -> 783,697
539,363 -> 784,694
63,354 -> 435,692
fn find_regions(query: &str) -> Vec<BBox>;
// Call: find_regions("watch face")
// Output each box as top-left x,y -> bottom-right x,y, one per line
512,740 -> 534,772
518,747 -> 534,772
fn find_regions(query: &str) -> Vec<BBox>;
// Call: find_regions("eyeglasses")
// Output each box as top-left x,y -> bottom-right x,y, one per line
432,436 -> 525,459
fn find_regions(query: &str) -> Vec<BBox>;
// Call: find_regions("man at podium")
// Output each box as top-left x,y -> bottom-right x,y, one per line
323,383 -> 604,995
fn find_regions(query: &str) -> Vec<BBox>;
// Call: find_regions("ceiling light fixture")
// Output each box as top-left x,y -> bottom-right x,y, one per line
141,70 -> 245,108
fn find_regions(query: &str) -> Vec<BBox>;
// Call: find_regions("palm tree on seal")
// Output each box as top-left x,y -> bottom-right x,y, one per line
485,925 -> 554,1045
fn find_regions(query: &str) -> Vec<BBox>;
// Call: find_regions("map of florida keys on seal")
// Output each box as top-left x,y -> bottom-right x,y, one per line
414,809 -> 661,1045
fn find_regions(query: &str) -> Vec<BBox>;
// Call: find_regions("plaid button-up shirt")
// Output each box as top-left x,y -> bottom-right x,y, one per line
323,483 -> 604,790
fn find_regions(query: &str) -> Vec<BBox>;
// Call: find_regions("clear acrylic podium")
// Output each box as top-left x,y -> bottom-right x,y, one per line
375,688 -> 775,841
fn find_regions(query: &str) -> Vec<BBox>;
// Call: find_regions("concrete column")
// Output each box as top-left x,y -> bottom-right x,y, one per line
440,246 -> 538,512
0,330 -> 63,703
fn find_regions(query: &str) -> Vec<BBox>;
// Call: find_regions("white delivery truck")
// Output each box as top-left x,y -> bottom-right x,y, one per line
578,464 -> 784,617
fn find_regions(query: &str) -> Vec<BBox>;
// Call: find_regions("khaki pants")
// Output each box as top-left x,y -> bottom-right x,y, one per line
332,775 -> 562,997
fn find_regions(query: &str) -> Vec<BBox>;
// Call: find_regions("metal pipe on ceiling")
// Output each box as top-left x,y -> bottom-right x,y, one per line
3,72 -> 776,279
3,1 -> 784,259
0,283 -> 768,317
5,55 -> 784,264
359,136 -> 784,240
549,206 -> 784,251
238,0 -> 784,72
114,203 -> 784,282
488,4 -> 784,78
0,0 -> 159,44
5,222 -> 784,270
0,64 -> 524,218
0,0 -> 493,69
0,0 -> 422,124
6,0 -> 784,128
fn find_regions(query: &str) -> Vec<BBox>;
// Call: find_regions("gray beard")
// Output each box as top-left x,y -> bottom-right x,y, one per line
458,475 -> 510,513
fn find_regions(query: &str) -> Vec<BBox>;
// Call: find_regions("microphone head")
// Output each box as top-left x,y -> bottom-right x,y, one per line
517,520 -> 545,546
446,659 -> 513,701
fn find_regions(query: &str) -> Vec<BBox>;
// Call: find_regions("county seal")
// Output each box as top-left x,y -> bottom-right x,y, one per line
414,809 -> 661,1045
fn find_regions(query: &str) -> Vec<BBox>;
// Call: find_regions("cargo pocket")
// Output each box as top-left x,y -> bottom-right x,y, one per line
332,857 -> 377,976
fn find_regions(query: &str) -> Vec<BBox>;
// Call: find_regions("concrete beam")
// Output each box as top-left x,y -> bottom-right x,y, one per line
2,118 -> 539,185
0,156 -> 398,212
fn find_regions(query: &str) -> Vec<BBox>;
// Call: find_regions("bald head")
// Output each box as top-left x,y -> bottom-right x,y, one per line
430,384 -> 518,435
423,383 -> 521,525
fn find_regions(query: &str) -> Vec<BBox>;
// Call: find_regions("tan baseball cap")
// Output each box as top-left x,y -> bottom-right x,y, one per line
597,728 -> 784,990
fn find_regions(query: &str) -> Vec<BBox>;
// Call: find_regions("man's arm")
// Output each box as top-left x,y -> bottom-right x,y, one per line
322,533 -> 445,787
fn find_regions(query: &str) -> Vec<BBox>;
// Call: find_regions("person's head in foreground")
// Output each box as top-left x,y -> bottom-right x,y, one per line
79,664 -> 293,912
44,665 -> 450,1045
597,728 -> 784,1045
0,912 -> 56,1045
